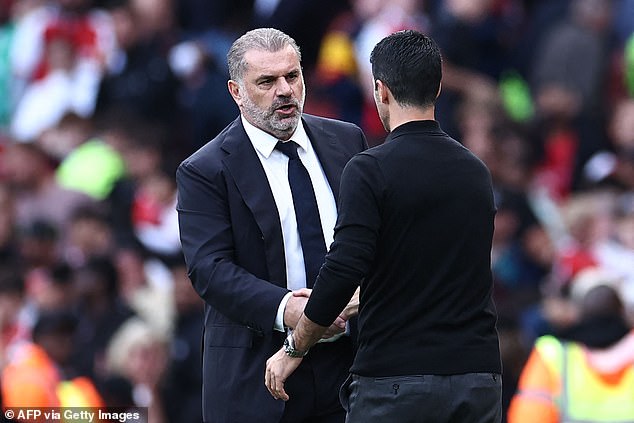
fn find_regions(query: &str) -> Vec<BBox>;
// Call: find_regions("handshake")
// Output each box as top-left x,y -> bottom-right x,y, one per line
283,287 -> 359,340
267,287 -> 359,401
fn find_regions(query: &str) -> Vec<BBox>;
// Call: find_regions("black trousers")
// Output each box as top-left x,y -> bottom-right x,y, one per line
280,337 -> 354,423
340,372 -> 502,423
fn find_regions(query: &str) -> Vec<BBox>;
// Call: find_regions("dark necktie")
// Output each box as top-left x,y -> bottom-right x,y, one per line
275,141 -> 327,288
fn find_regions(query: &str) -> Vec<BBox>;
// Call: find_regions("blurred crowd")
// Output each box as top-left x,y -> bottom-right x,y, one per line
0,0 -> 633,421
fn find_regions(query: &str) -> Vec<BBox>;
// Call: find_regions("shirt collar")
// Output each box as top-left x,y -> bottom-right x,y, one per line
242,115 -> 310,159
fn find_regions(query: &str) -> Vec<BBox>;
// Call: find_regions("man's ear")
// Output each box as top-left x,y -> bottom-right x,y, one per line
376,80 -> 389,104
436,82 -> 442,100
228,80 -> 242,106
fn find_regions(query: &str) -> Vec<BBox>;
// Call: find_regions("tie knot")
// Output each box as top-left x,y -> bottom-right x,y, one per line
275,141 -> 299,160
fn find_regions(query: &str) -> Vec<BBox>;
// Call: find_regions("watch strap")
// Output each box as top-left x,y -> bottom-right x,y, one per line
284,333 -> 309,358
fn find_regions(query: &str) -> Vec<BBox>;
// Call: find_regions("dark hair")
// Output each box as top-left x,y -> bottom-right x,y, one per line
32,310 -> 78,340
19,219 -> 59,241
581,285 -> 624,318
370,30 -> 442,108
70,204 -> 109,225
79,256 -> 119,298
50,261 -> 74,286
0,269 -> 25,296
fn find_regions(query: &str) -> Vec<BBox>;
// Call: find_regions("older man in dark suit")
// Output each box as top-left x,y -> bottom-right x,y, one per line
176,28 -> 366,423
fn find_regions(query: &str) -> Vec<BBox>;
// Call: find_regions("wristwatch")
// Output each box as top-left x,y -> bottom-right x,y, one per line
283,333 -> 309,358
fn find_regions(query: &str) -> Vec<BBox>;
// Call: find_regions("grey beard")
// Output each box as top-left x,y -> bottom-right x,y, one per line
242,96 -> 301,140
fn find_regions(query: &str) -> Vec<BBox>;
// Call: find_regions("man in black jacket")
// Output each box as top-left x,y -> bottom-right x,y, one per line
266,29 -> 502,422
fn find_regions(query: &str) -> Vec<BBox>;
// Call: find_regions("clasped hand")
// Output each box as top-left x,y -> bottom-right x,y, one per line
266,287 -> 360,400
284,288 -> 347,339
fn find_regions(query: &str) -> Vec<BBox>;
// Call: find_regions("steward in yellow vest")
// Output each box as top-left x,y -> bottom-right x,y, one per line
509,285 -> 634,423
1,311 -> 104,420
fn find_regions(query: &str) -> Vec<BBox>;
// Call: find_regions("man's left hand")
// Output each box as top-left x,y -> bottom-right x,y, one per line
265,349 -> 303,401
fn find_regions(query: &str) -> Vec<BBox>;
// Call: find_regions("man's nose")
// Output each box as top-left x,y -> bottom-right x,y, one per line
276,78 -> 293,96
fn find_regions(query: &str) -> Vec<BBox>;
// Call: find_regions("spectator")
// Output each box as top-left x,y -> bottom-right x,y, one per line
64,205 -> 114,267
27,261 -> 77,316
170,0 -> 248,150
353,0 -> 429,144
305,12 -> 364,129
131,169 -> 180,260
94,114 -> 181,261
9,0 -> 115,142
1,309 -> 104,408
508,282 -> 634,423
113,246 -> 174,338
16,219 -> 60,273
37,112 -> 93,162
0,3 -> 16,134
54,108 -> 128,201
0,269 -> 29,353
105,317 -> 170,423
162,254 -> 202,423
253,0 -> 351,73
1,142 -> 96,240
73,256 -> 135,380
0,183 -> 19,266
556,191 -> 634,291
529,0 -> 613,196
583,98 -> 634,192
95,0 -> 180,128
431,0 -> 504,137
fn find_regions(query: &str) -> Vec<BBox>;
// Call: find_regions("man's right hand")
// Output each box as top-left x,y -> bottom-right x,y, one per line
283,288 -> 311,329
284,289 -> 345,339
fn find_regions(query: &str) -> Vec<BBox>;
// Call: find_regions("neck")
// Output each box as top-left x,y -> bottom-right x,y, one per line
388,105 -> 435,131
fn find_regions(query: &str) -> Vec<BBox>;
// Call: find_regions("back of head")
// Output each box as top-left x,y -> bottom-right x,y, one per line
32,309 -> 78,365
370,30 -> 442,108
581,285 -> 624,319
227,28 -> 302,83
32,310 -> 78,341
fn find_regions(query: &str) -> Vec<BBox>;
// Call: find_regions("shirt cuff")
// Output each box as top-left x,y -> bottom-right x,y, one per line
274,291 -> 293,332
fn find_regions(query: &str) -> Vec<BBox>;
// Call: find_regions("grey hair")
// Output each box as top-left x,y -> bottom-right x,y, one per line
227,28 -> 302,83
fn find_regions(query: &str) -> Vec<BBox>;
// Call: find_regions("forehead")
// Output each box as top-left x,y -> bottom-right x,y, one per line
243,45 -> 301,79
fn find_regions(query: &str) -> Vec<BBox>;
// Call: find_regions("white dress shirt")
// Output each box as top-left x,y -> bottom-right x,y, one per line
242,116 -> 337,331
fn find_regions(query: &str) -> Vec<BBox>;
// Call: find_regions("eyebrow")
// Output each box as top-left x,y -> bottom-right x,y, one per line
254,69 -> 300,84
255,75 -> 276,84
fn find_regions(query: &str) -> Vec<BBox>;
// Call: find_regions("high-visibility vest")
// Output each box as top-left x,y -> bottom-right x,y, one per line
57,377 -> 104,408
2,343 -> 104,410
535,335 -> 634,423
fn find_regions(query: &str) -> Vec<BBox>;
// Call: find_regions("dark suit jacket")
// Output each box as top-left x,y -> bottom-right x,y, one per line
176,114 -> 367,423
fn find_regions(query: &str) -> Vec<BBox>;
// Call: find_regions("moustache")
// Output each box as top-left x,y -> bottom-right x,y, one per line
271,97 -> 299,110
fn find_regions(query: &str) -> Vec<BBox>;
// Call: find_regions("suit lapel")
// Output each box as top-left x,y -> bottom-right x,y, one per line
221,119 -> 287,286
303,115 -> 350,202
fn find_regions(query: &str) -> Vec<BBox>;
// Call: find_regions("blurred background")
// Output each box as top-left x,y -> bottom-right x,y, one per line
0,0 -> 632,422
